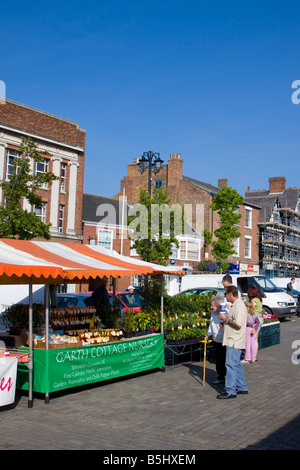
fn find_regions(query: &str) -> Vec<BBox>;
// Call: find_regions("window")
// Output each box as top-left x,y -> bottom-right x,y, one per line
34,203 -> 47,223
179,241 -> 187,259
60,163 -> 67,192
245,236 -> 252,258
36,158 -> 49,189
245,207 -> 252,228
170,238 -> 201,261
98,229 -> 113,250
58,205 -> 64,233
179,238 -> 201,261
154,180 -> 163,189
130,274 -> 144,288
186,241 -> 200,261
6,149 -> 21,180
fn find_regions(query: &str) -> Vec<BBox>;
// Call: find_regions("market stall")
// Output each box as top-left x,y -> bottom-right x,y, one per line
0,239 -> 184,407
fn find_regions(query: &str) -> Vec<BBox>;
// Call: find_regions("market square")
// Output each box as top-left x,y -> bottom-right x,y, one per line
1,316 -> 299,451
1,2 -> 300,455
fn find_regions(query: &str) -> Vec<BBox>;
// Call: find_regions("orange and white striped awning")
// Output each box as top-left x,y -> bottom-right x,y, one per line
0,239 -> 185,284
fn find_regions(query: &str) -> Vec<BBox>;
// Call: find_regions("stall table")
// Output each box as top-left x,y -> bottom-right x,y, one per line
17,334 -> 165,395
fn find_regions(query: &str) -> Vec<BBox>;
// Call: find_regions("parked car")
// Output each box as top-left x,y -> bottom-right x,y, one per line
57,291 -> 144,314
108,291 -> 144,313
172,287 -> 225,298
179,274 -> 297,319
57,293 -> 92,308
280,288 -> 300,315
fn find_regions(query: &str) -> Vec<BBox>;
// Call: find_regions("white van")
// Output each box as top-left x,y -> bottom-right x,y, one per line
177,274 -> 297,319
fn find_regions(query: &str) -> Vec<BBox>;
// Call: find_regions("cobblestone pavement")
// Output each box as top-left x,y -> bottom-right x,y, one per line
1,317 -> 300,451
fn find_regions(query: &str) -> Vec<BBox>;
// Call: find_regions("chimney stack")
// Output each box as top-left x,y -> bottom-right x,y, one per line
218,178 -> 228,189
269,177 -> 286,194
167,153 -> 183,186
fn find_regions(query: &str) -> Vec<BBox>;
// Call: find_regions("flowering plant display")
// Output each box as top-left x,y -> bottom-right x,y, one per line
165,326 -> 207,343
161,292 -> 213,342
262,313 -> 279,324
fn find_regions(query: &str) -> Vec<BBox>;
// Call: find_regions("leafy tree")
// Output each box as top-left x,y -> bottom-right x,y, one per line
0,137 -> 58,239
210,186 -> 244,264
202,229 -> 212,252
128,186 -> 183,265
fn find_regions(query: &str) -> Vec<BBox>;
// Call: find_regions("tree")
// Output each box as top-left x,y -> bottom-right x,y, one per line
202,229 -> 212,252
127,186 -> 184,265
0,137 -> 58,239
210,186 -> 244,265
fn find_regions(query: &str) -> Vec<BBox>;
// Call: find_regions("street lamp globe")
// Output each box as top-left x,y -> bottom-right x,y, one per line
138,155 -> 148,174
152,155 -> 164,175
137,151 -> 164,195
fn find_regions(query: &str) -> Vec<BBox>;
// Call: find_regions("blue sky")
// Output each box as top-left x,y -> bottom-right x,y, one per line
1,0 -> 300,198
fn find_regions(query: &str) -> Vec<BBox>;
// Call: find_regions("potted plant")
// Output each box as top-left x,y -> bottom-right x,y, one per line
122,310 -> 134,338
3,303 -> 45,335
166,326 -> 207,344
143,307 -> 161,333
132,311 -> 150,336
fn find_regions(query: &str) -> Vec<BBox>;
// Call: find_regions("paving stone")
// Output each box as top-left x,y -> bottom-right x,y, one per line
1,317 -> 300,450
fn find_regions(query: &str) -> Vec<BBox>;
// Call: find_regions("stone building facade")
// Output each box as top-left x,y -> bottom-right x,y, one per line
0,99 -> 85,242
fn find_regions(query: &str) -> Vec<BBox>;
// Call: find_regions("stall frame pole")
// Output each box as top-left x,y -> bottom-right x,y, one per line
44,280 -> 50,404
28,278 -> 33,408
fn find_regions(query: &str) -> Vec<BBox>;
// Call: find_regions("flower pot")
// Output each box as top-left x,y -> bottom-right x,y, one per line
123,329 -> 133,338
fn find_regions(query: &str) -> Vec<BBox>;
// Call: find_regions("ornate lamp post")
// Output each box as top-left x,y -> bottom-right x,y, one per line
138,151 -> 164,196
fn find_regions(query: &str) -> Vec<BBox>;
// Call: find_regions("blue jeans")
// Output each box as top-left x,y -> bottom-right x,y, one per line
225,345 -> 248,395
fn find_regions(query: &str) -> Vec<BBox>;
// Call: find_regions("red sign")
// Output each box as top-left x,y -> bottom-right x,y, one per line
247,265 -> 254,271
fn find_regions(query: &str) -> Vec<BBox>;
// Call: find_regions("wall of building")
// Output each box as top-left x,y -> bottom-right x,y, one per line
228,203 -> 260,275
0,99 -> 85,242
114,153 -> 260,271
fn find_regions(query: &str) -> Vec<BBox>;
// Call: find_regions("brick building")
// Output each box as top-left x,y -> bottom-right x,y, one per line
82,193 -> 133,291
113,153 -> 260,274
245,177 -> 300,277
0,99 -> 85,242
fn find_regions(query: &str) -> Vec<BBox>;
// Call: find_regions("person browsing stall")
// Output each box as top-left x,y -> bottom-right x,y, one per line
205,296 -> 227,384
217,285 -> 248,399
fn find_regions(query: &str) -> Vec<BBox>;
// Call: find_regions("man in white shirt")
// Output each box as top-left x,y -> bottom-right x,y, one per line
217,285 -> 248,399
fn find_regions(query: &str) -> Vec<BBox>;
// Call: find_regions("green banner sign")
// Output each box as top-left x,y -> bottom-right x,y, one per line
17,334 -> 165,393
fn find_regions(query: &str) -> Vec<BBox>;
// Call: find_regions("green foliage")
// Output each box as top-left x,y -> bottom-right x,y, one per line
95,300 -> 121,329
140,275 -> 166,309
166,327 -> 207,342
131,311 -> 151,331
164,312 -> 207,331
122,310 -> 135,331
3,303 -> 45,329
164,292 -> 211,315
210,186 -> 244,262
162,292 -> 211,342
128,187 -> 183,264
203,229 -> 212,249
0,137 -> 58,239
